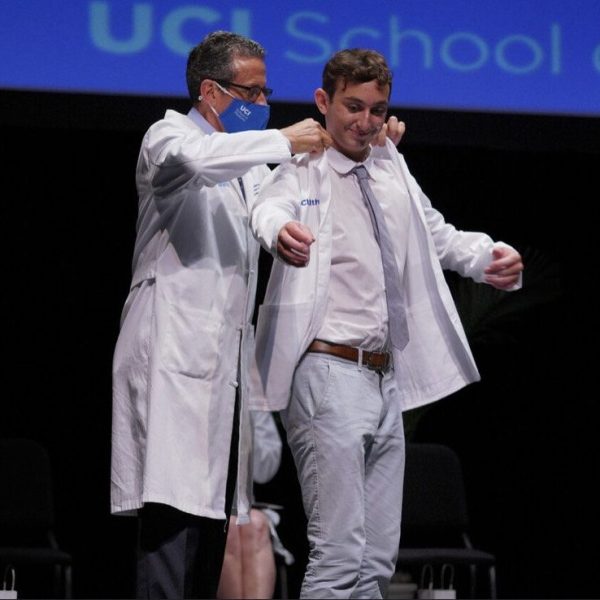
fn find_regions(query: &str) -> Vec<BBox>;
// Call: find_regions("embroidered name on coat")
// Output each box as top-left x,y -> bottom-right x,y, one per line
301,198 -> 320,206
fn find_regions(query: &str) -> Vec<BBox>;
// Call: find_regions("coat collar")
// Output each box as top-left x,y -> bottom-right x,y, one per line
186,107 -> 214,134
325,145 -> 377,177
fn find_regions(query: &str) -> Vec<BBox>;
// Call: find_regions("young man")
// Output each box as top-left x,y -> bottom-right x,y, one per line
250,49 -> 523,599
110,30 -> 331,599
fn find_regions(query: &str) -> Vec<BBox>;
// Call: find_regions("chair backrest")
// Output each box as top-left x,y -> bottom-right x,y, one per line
401,442 -> 469,545
0,438 -> 55,535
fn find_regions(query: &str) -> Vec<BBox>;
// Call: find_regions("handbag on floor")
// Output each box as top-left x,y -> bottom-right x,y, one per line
0,566 -> 17,599
417,564 -> 456,599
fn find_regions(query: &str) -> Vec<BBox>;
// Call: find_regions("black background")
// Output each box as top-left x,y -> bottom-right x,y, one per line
0,89 -> 598,599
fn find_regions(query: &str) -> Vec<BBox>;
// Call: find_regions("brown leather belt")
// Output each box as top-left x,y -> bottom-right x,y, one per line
306,339 -> 390,372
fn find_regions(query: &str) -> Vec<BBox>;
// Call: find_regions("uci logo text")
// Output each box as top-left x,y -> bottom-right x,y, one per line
301,198 -> 320,206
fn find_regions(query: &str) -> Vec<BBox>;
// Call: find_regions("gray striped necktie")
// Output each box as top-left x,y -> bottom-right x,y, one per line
352,165 -> 409,350
237,177 -> 246,202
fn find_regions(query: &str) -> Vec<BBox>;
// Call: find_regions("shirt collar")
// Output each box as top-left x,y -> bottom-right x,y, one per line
187,107 -> 215,134
326,145 -> 375,177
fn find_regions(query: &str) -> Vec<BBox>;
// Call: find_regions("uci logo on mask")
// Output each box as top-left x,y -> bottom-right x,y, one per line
235,104 -> 253,121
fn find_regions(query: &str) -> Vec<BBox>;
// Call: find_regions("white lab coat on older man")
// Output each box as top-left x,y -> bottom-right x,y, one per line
111,108 -> 292,524
250,138 -> 522,413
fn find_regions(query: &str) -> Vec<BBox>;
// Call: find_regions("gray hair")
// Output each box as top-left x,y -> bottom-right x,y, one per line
186,30 -> 266,102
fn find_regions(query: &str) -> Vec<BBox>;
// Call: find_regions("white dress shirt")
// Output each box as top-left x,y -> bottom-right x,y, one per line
316,147 -> 411,351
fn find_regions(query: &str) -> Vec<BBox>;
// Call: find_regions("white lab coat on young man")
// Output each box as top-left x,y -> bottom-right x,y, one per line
111,109 -> 292,524
250,138 -> 521,413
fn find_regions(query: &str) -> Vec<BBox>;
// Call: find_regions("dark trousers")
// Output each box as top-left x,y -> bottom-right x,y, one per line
136,396 -> 240,599
136,505 -> 228,599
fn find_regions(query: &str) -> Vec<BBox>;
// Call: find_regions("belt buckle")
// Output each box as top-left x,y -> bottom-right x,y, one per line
364,351 -> 389,372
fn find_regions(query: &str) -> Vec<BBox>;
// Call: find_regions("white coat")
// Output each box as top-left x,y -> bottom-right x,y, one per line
111,109 -> 292,523
250,139 -> 521,412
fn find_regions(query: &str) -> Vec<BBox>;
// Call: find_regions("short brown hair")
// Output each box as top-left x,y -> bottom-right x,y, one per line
322,48 -> 392,99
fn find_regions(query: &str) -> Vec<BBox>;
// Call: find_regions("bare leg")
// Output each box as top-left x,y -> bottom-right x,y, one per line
239,509 -> 276,599
217,516 -> 243,599
217,510 -> 277,599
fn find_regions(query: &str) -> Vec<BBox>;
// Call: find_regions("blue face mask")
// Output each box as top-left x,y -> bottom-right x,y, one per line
217,97 -> 270,132
207,83 -> 270,133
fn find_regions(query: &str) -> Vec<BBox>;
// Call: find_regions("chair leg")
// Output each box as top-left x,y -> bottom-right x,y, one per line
469,564 -> 477,598
53,564 -> 61,598
277,562 -> 288,600
488,565 -> 496,600
54,564 -> 72,599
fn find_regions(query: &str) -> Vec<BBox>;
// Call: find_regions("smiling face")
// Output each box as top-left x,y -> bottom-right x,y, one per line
315,79 -> 390,162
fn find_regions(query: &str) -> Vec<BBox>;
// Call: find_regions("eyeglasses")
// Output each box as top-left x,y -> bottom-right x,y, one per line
214,79 -> 273,102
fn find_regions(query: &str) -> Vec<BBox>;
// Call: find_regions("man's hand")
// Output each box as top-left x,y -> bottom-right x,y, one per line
484,247 -> 524,290
375,115 -> 406,147
277,221 -> 315,267
280,119 -> 333,155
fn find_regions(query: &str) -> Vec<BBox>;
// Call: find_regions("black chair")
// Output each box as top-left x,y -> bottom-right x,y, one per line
395,442 -> 497,599
0,438 -> 73,598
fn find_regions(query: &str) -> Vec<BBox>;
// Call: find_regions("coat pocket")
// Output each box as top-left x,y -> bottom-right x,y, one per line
161,302 -> 222,379
252,302 -> 313,410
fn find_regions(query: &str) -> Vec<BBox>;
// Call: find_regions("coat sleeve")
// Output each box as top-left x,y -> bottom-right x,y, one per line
250,156 -> 307,257
394,145 -> 521,288
250,411 -> 282,484
142,117 -> 291,196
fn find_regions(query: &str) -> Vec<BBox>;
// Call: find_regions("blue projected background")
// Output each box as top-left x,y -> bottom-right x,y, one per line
1,1 -> 599,116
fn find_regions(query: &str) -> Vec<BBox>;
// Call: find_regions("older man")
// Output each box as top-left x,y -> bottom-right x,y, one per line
110,30 -> 332,599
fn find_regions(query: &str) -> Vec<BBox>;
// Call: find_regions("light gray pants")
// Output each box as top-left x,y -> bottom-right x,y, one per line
281,353 -> 405,599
